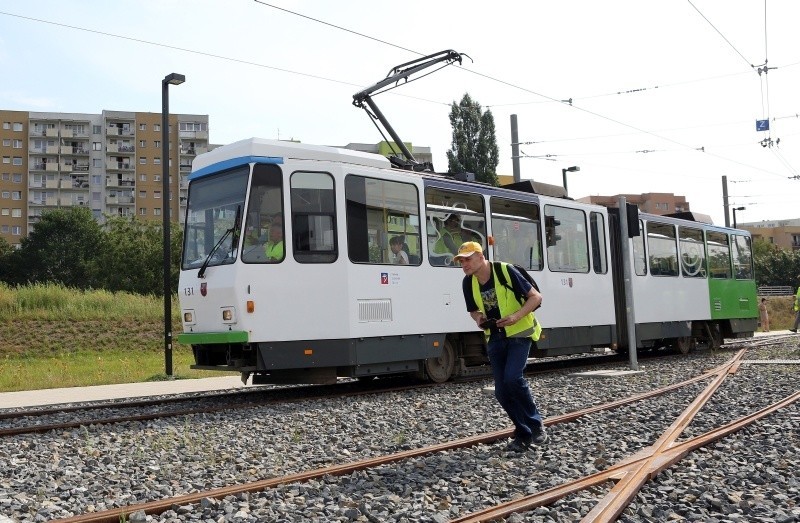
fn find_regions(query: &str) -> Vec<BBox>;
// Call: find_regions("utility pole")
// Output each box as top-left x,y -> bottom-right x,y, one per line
510,114 -> 521,182
721,175 -> 730,227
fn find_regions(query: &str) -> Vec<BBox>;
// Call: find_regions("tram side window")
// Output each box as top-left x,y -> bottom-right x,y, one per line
589,212 -> 607,274
489,197 -> 542,270
731,234 -> 753,280
290,171 -> 336,263
706,231 -> 731,279
425,188 -> 486,267
242,164 -> 284,264
544,205 -> 589,273
632,220 -> 647,276
345,175 -> 421,265
678,227 -> 706,278
646,222 -> 678,277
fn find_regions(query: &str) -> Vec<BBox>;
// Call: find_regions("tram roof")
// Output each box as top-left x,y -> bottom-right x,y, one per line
191,138 -> 391,179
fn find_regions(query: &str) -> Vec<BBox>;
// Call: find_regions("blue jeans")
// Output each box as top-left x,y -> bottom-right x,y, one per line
486,336 -> 543,438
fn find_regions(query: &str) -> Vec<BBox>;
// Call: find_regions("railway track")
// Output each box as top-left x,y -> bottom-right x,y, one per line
48,346 -> 799,523
0,351 -> 629,437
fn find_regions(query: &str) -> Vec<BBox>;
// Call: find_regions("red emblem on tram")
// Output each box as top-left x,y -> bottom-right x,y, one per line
200,282 -> 207,296
380,273 -> 389,285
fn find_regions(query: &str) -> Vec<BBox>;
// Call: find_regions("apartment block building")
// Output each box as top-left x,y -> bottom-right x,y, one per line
739,218 -> 800,251
0,109 -> 208,247
577,192 -> 691,216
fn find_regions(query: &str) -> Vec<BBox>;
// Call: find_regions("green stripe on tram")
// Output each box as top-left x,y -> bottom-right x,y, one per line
177,331 -> 249,345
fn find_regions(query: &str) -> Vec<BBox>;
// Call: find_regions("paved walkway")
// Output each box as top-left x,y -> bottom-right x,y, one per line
0,375 -> 247,410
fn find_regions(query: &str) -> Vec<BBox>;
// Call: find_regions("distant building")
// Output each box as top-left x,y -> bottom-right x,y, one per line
577,192 -> 691,216
342,141 -> 433,167
738,219 -> 800,251
0,109 -> 209,247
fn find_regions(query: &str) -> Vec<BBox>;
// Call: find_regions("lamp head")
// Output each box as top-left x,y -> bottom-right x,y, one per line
164,73 -> 185,85
566,166 -> 580,173
734,206 -> 745,211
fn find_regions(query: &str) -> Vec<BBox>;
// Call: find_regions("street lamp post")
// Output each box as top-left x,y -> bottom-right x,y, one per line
732,206 -> 745,228
561,165 -> 580,196
162,73 -> 185,377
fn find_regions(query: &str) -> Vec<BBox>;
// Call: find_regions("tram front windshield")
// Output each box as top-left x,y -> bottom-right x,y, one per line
182,166 -> 249,270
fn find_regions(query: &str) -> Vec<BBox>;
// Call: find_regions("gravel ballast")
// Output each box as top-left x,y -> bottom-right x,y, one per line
1,341 -> 798,522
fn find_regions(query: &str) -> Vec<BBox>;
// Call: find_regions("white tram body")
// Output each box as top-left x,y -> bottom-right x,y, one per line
178,139 -> 756,383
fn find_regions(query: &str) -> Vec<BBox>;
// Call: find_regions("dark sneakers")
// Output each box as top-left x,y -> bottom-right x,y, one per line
505,436 -> 532,453
531,425 -> 548,446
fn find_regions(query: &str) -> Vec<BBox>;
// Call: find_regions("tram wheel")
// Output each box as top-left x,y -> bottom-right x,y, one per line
424,339 -> 456,383
674,336 -> 693,355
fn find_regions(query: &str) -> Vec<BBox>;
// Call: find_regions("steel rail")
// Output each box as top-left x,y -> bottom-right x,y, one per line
581,349 -> 745,521
448,389 -> 799,523
52,353 -> 742,523
449,353 -> 799,523
0,353 -> 626,437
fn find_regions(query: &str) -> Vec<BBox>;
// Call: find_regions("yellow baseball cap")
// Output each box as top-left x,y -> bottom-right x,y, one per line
453,241 -> 483,260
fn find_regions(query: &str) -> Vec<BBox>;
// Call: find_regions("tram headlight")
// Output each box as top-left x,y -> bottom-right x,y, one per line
221,306 -> 236,324
182,310 -> 195,326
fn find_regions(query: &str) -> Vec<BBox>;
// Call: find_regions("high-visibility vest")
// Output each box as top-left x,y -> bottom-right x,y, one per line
470,265 -> 541,341
265,240 -> 284,261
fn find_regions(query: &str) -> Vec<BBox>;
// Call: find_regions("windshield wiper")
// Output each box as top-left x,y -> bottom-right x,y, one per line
198,205 -> 241,279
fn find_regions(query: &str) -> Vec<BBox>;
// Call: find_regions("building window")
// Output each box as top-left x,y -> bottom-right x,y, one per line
139,191 -> 146,198
11,191 -> 21,200
154,208 -> 161,216
1,225 -> 7,233
1,191 -> 9,198
12,157 -> 23,166
154,191 -> 161,199
92,191 -> 101,201
11,226 -> 21,235
154,140 -> 161,148
154,157 -> 161,165
1,208 -> 8,216
1,139 -> 9,147
139,207 -> 147,215
1,173 -> 8,180
92,125 -> 101,134
11,208 -> 21,218
2,157 -> 9,164
154,124 -> 161,132
92,142 -> 101,151
139,140 -> 146,148
12,123 -> 22,132
2,122 -> 9,130
12,173 -> 21,183
154,175 -> 161,182
139,124 -> 146,131
139,157 -> 147,165
13,140 -> 22,148
140,174 -> 147,181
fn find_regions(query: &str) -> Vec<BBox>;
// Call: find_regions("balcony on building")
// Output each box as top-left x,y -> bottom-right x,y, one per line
60,145 -> 89,155
106,175 -> 136,188
107,161 -> 134,172
106,124 -> 135,137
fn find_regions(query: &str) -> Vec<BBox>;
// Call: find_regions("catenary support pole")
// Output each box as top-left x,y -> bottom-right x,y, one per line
511,114 -> 520,183
618,196 -> 639,371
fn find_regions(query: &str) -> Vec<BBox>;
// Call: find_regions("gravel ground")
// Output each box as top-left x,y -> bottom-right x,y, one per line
1,340 -> 798,522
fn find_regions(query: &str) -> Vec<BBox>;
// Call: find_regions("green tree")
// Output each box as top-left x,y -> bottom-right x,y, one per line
93,216 -> 183,296
446,93 -> 499,185
15,207 -> 104,288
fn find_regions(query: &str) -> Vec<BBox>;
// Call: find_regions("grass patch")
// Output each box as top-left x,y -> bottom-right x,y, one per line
0,347 -> 225,392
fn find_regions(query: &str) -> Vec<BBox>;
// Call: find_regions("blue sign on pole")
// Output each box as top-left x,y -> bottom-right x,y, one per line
756,119 -> 769,131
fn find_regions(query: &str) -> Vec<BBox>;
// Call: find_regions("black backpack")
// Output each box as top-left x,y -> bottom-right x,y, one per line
493,261 -> 541,310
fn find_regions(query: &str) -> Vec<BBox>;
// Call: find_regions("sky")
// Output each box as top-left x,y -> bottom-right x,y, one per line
1,1 -> 798,226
